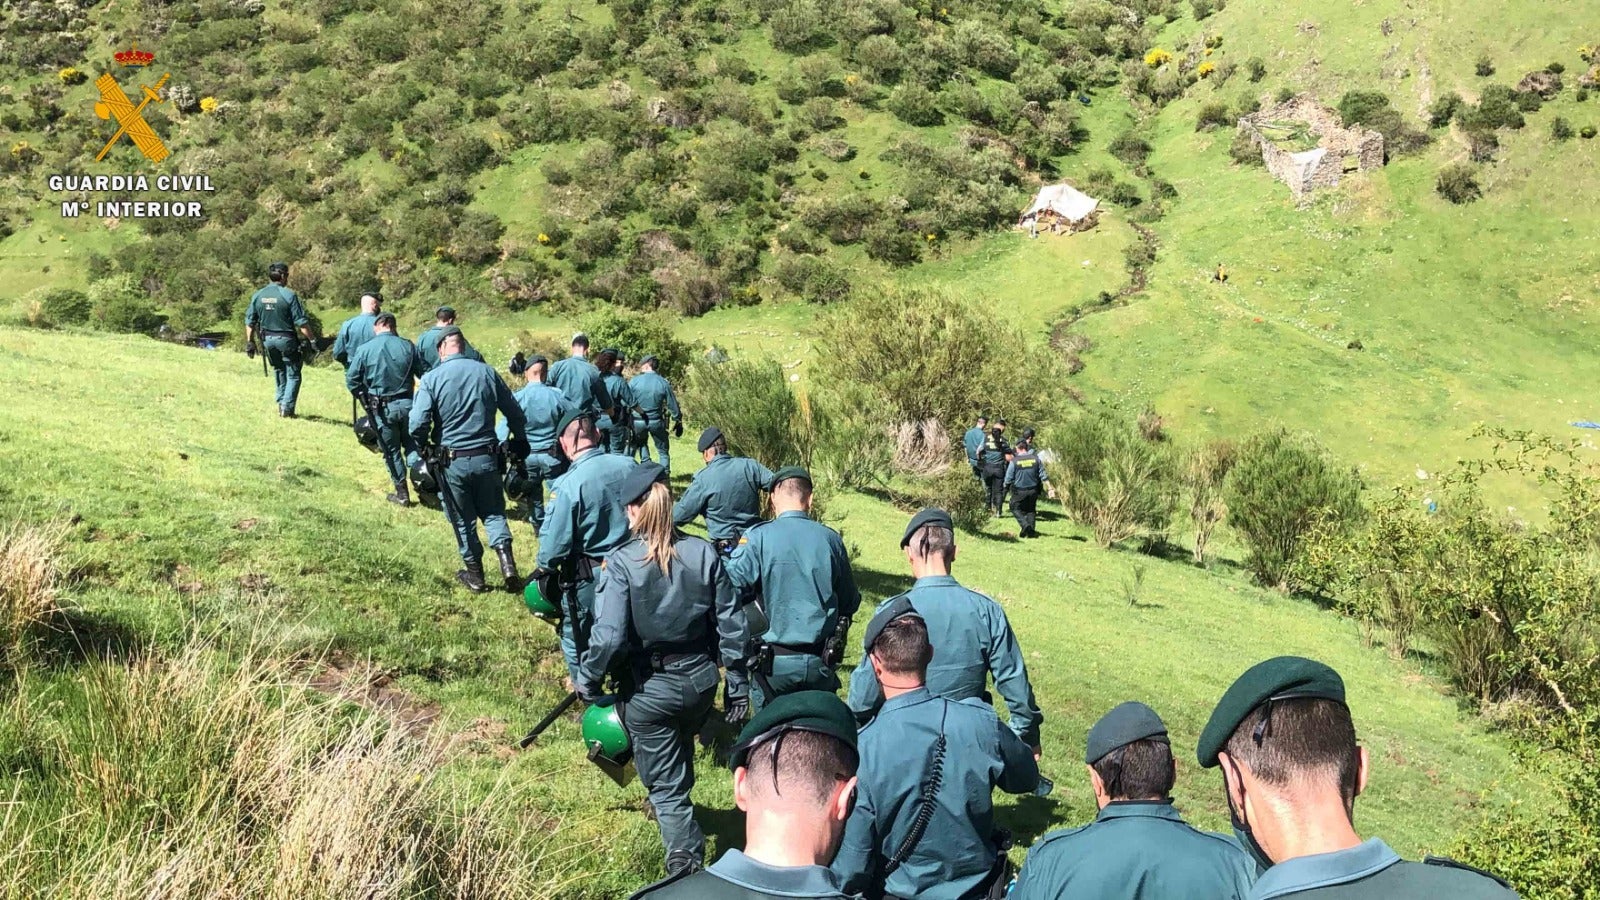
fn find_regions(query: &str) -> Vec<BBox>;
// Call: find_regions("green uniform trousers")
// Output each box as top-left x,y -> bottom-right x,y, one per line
377,398 -> 416,489
523,450 -> 564,531
439,453 -> 512,563
634,417 -> 673,475
560,577 -> 598,688
753,652 -> 838,710
624,659 -> 719,862
599,416 -> 631,455
264,334 -> 303,414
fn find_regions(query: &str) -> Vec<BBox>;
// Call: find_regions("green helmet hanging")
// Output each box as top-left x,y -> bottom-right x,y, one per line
523,579 -> 561,620
582,702 -> 629,759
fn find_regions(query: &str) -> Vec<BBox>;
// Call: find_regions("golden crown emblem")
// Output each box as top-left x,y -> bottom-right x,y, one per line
114,43 -> 156,67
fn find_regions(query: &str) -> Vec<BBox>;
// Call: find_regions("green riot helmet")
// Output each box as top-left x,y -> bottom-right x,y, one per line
582,701 -> 630,759
353,415 -> 381,453
523,578 -> 561,621
410,457 -> 439,495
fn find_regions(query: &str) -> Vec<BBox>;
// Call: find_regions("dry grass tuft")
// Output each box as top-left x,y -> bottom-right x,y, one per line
0,520 -> 64,667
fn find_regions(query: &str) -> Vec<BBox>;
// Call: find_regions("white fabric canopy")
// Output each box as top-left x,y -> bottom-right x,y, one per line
1020,184 -> 1100,223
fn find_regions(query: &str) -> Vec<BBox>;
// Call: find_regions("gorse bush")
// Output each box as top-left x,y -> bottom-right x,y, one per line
1225,429 -> 1362,587
1053,413 -> 1179,548
682,358 -> 811,473
1183,440 -> 1237,565
1437,163 -> 1482,204
88,274 -> 162,334
38,287 -> 91,326
574,306 -> 695,379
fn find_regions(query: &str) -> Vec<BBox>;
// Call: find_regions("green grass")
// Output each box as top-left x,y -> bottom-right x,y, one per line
0,327 -> 1547,896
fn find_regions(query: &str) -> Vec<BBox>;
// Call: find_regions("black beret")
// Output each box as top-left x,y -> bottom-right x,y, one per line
435,306 -> 456,320
555,408 -> 594,440
1197,656 -> 1347,768
639,354 -> 659,366
770,466 -> 812,489
437,325 -> 463,339
601,346 -> 622,357
900,508 -> 953,548
861,595 -> 917,653
618,462 -> 667,506
697,427 -> 724,453
1086,701 -> 1169,764
528,354 -> 548,367
373,312 -> 397,330
729,690 -> 859,770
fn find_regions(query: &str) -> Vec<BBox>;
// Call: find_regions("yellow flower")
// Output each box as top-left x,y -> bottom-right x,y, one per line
199,96 -> 219,113
58,67 -> 84,85
1198,61 -> 1217,78
1204,47 -> 1214,56
925,233 -> 937,241
845,74 -> 859,85
537,233 -> 551,244
1144,48 -> 1173,68
10,141 -> 30,156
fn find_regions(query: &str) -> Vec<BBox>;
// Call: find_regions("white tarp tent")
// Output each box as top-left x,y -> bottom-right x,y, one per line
1019,183 -> 1100,226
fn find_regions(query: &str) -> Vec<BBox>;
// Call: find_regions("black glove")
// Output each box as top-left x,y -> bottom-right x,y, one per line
246,342 -> 256,359
724,695 -> 749,725
300,340 -> 316,361
672,421 -> 683,438
578,684 -> 605,704
507,435 -> 531,459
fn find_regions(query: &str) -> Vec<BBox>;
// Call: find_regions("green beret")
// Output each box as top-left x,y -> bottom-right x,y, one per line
555,407 -> 593,440
528,354 -> 548,367
1197,656 -> 1347,768
639,354 -> 658,366
901,507 -> 953,548
435,306 -> 456,320
861,595 -> 917,652
770,466 -> 812,489
697,427 -> 724,453
618,462 -> 667,506
729,690 -> 858,770
1086,701 -> 1169,764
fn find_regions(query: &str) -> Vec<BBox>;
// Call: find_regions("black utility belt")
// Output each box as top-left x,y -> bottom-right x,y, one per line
770,641 -> 826,657
263,330 -> 296,337
381,391 -> 412,402
646,651 -> 713,673
444,446 -> 496,460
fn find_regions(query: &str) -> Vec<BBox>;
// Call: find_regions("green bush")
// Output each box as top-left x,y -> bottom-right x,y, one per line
912,462 -> 992,533
1108,131 -> 1152,165
863,220 -> 922,267
1053,413 -> 1180,549
1552,116 -> 1575,140
1471,85 -> 1525,130
1183,440 -> 1238,564
1195,102 -> 1232,131
1583,125 -> 1599,139
1436,163 -> 1482,204
1224,429 -> 1362,587
1338,90 -> 1430,155
1475,54 -> 1495,76
88,275 -> 161,334
1427,92 -> 1464,127
1228,129 -> 1263,165
1245,57 -> 1266,82
574,307 -> 694,379
39,288 -> 91,326
681,358 -> 811,472
887,81 -> 944,126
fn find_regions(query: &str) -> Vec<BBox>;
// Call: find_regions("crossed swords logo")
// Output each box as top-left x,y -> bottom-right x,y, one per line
93,72 -> 171,163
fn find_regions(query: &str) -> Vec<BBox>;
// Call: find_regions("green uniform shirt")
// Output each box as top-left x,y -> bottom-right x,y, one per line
602,370 -> 634,416
548,355 -> 614,416
963,426 -> 985,466
1247,839 -> 1515,900
416,325 -> 484,373
1004,450 -> 1049,491
979,432 -> 1011,469
345,332 -> 423,399
726,510 -> 860,647
628,371 -> 682,423
1011,801 -> 1255,900
673,454 -> 775,542
832,689 -> 1040,899
847,575 -> 1043,746
244,283 -> 308,334
534,447 -> 636,569
408,354 -> 524,450
631,850 -> 854,899
332,313 -> 377,367
579,535 -> 747,697
499,382 -> 569,450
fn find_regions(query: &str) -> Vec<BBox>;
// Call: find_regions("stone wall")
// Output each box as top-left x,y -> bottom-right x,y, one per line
1237,94 -> 1384,198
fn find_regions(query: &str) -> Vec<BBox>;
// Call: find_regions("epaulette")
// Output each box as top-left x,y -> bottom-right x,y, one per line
1031,824 -> 1093,849
625,865 -> 696,899
1422,856 -> 1513,889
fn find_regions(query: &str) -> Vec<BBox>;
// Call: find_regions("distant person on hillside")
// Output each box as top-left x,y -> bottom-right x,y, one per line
979,419 -> 1013,516
415,307 -> 484,373
1004,431 -> 1055,538
831,611 -> 1040,899
963,415 -> 989,480
673,427 -> 775,555
1009,701 -> 1255,900
346,312 -> 424,506
847,508 -> 1042,756
1196,657 -> 1518,900
497,354 -> 569,531
243,260 -> 315,418
628,354 -> 684,475
595,347 -> 635,455
331,290 -> 382,368
628,692 -> 861,899
548,333 -> 616,423
508,351 -> 527,377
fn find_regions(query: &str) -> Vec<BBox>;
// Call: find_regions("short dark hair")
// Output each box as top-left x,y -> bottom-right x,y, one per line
906,525 -> 955,562
572,333 -> 589,349
440,333 -> 464,353
1224,698 -> 1359,803
374,312 -> 397,330
773,477 -> 812,503
1092,738 -> 1176,800
744,730 -> 859,805
595,349 -> 619,372
871,614 -> 932,676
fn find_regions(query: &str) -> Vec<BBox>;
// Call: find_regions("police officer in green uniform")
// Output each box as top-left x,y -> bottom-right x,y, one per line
579,463 -> 750,876
628,691 -> 861,899
628,355 -> 684,473
832,610 -> 1040,899
979,420 -> 1013,516
1004,432 -> 1055,538
548,333 -> 615,421
331,290 -> 382,368
726,467 -> 860,711
409,329 -> 528,592
346,312 -> 424,506
673,428 -> 775,555
848,509 -> 1043,754
1010,701 -> 1255,900
498,354 -> 570,531
532,409 -> 637,688
1197,657 -> 1518,900
415,306 -> 484,373
595,348 -> 635,456
243,261 -> 315,418
963,415 -> 988,480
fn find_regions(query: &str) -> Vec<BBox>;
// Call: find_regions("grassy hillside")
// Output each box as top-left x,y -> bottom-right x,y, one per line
0,327 -> 1548,895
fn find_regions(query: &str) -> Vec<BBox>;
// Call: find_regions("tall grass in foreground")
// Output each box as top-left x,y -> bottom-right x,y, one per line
0,636 -> 573,899
0,521 -> 62,669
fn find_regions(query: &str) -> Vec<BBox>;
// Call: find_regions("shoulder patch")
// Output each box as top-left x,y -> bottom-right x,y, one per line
1422,856 -> 1513,890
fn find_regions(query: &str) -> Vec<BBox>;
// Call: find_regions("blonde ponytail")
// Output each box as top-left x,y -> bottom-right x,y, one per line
635,481 -> 678,575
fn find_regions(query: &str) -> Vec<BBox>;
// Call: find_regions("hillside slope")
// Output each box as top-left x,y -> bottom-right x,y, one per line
0,327 -> 1546,895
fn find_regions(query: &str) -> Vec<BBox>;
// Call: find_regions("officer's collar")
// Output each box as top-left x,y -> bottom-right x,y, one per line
569,447 -> 604,465
706,849 -> 849,895
775,509 -> 809,519
1250,838 -> 1402,900
879,686 -> 934,713
438,353 -> 471,365
912,574 -> 960,587
1095,799 -> 1182,823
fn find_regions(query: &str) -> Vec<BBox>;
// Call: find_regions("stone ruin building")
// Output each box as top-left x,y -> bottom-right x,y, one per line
1237,95 -> 1384,199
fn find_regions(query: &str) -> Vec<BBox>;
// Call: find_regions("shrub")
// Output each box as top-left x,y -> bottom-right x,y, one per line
912,461 -> 992,532
1190,0 -> 1216,19
1427,92 -> 1464,127
1552,116 -> 1574,140
1583,125 -> 1598,139
1579,88 -> 1591,102
1108,131 -> 1152,165
542,159 -> 572,186
887,81 -> 944,126
854,34 -> 904,82
682,358 -> 810,471
1224,429 -> 1363,587
1144,48 -> 1173,69
38,288 -> 92,326
1183,440 -> 1238,564
1245,57 -> 1266,82
1436,163 -> 1482,204
1054,413 -> 1180,548
1515,90 -> 1543,113
1548,61 -> 1566,75
88,275 -> 161,334
575,306 -> 694,378
1228,129 -> 1263,165
1107,181 -> 1143,207
1195,101 -> 1232,131
1472,85 -> 1525,129
1274,86 -> 1294,104
1465,127 -> 1499,162
1475,54 -> 1495,76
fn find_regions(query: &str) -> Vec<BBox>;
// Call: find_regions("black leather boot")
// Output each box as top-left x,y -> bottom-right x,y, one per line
456,559 -> 490,593
387,483 -> 411,506
495,543 -> 520,589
